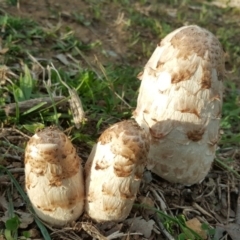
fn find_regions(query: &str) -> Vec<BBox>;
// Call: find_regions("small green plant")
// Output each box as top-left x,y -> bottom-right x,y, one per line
4,216 -> 21,240
221,81 -> 240,146
0,166 -> 51,240
135,204 -> 214,239
6,0 -> 18,6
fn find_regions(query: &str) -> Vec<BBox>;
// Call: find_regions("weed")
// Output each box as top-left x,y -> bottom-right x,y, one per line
0,166 -> 51,240
221,81 -> 240,146
135,204 -> 215,239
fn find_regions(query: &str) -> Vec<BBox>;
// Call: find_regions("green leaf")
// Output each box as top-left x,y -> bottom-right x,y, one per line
4,229 -> 14,240
177,233 -> 187,240
13,86 -> 24,102
181,226 -> 195,239
96,117 -> 103,131
19,65 -> 33,100
5,216 -> 20,231
22,231 -> 30,238
201,222 -> 215,236
22,123 -> 45,133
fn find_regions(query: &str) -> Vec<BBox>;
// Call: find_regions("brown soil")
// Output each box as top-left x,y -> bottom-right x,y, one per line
2,0 -> 147,67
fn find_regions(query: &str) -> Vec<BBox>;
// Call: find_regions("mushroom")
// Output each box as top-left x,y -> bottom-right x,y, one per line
85,120 -> 149,222
24,126 -> 84,227
133,25 -> 225,185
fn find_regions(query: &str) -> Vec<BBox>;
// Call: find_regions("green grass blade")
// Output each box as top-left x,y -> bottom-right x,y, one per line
215,158 -> 240,178
0,166 -> 51,240
22,102 -> 47,115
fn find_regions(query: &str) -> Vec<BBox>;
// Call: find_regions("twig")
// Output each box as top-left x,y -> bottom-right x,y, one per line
236,185 -> 240,224
217,175 -> 222,201
227,178 -> 230,224
192,202 -> 214,219
0,153 -> 22,161
11,127 -> 31,139
7,168 -> 24,173
107,231 -> 143,240
4,96 -> 67,116
150,187 -> 168,213
171,204 -> 201,216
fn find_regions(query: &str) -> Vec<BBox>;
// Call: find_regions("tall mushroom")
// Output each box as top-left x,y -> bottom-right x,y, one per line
25,126 -> 84,227
85,120 -> 149,222
133,25 -> 225,185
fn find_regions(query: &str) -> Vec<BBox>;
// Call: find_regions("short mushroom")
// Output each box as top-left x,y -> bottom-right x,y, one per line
85,120 -> 149,222
24,126 -> 84,227
133,25 -> 225,185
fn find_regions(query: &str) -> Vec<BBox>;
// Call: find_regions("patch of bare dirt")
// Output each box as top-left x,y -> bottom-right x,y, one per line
2,0 -> 143,67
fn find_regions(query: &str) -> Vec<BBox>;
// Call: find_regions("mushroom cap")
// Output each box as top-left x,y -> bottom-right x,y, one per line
25,126 -> 84,227
133,25 -> 224,185
85,120 -> 149,222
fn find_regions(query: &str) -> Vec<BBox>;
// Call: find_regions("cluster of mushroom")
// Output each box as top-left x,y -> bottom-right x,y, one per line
24,25 -> 225,226
25,122 -> 149,226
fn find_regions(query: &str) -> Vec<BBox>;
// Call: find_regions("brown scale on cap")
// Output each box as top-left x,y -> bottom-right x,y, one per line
179,108 -> 201,118
187,129 -> 205,142
171,26 -> 213,59
156,25 -> 225,87
25,127 -> 80,183
171,68 -> 194,84
114,160 -> 134,177
95,159 -> 110,170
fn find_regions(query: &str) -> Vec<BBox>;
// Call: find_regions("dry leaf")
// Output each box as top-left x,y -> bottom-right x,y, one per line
17,211 -> 34,228
185,218 -> 207,239
49,63 -> 85,128
68,88 -> 85,128
215,223 -> 240,240
126,216 -> 154,238
55,53 -> 70,66
138,196 -> 155,216
0,235 -> 5,240
28,228 -> 41,238
0,48 -> 9,54
0,195 -> 8,210
82,222 -> 107,240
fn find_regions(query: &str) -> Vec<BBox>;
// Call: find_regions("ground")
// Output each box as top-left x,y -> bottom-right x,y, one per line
0,0 -> 240,239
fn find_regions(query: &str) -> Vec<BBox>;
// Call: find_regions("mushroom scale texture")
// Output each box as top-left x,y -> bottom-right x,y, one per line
85,120 -> 149,222
24,126 -> 84,227
133,25 -> 225,185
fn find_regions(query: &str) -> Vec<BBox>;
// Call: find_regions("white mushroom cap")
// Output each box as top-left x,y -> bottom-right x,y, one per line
133,25 -> 225,185
85,120 -> 149,222
25,126 -> 84,227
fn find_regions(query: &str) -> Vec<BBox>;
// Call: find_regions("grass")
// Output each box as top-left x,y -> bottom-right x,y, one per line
0,166 -> 51,240
0,0 -> 240,239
